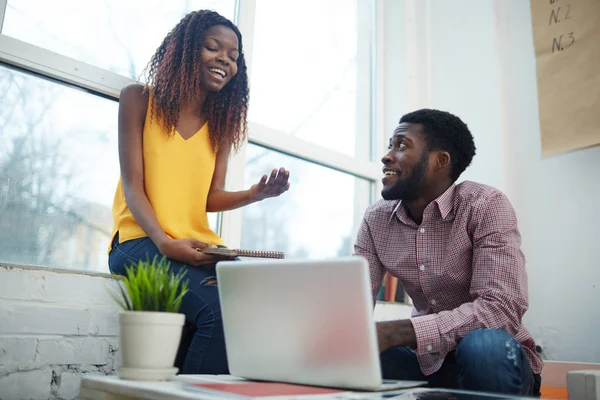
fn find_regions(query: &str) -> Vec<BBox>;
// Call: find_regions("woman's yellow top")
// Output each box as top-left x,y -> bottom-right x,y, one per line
109,93 -> 223,251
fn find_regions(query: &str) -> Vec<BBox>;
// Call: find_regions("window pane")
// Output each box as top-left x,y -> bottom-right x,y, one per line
0,65 -> 220,272
0,66 -> 118,272
249,0 -> 373,160
3,0 -> 235,79
240,144 -> 371,259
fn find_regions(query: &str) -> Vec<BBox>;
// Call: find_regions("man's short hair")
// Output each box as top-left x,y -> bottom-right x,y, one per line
400,109 -> 476,181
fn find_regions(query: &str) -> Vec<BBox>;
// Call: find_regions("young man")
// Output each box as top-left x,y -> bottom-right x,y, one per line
354,109 -> 542,396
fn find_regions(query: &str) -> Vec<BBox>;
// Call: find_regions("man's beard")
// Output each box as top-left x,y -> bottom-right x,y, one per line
381,153 -> 428,201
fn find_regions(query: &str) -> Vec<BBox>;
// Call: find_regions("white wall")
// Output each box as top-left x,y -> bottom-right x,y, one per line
494,0 -> 600,363
426,0 -> 506,190
394,0 -> 600,362
0,265 -> 121,400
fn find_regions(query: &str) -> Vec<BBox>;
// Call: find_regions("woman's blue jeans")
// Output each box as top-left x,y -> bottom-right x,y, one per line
108,234 -> 228,374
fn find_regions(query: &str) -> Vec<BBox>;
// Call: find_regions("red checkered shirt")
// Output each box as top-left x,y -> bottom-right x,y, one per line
354,181 -> 543,376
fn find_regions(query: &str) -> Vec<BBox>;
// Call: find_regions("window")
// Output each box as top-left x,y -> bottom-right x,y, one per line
0,65 -> 221,272
240,144 -> 371,258
3,0 -> 235,79
249,0 -> 373,160
0,66 -> 118,272
0,1 -> 383,287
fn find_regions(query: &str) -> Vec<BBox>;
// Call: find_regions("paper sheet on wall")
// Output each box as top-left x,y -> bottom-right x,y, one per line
530,0 -> 600,156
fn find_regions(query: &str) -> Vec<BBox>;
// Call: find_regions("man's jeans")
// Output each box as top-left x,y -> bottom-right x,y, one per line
108,234 -> 229,375
380,329 -> 541,396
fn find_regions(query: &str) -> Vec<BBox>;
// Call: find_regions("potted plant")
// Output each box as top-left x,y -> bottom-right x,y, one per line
109,256 -> 189,381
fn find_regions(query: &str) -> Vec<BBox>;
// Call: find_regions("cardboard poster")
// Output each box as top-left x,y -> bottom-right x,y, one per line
530,0 -> 600,156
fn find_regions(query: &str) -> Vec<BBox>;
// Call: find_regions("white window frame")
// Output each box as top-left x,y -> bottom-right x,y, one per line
0,0 -> 5,33
0,0 -> 385,264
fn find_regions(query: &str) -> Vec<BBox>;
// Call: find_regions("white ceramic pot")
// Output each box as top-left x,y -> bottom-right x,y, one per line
118,311 -> 185,380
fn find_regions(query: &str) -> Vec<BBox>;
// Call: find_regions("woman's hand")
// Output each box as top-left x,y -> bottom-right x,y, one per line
158,238 -> 220,266
249,167 -> 290,201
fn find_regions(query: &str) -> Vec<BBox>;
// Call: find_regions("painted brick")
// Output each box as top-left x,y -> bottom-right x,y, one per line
0,365 -> 12,377
103,337 -> 120,372
86,307 -> 120,336
42,273 -> 121,306
0,368 -> 52,400
0,303 -> 119,336
37,338 -> 110,365
0,268 -> 44,301
0,337 -> 37,364
0,266 -> 121,304
0,266 -> 123,398
55,372 -> 81,400
0,303 -> 88,336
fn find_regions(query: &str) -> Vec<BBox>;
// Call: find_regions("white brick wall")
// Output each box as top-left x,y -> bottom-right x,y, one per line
0,265 -> 122,400
0,263 -> 415,400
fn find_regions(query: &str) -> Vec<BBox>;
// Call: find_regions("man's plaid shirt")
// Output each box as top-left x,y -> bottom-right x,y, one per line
354,181 -> 543,376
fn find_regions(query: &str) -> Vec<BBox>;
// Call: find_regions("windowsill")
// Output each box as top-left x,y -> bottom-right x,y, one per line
0,262 -> 119,279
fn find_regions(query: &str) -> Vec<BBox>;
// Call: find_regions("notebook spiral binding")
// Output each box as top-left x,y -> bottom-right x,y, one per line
236,249 -> 285,259
200,247 -> 285,259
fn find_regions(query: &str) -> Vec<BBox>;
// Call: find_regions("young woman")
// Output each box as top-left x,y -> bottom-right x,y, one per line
108,10 -> 290,374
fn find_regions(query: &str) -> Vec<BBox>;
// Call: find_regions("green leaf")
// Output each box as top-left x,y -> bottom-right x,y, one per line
171,277 -> 189,313
105,255 -> 189,313
118,281 -> 132,310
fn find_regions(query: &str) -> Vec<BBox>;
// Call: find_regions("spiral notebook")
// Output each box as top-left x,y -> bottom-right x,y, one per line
200,247 -> 285,259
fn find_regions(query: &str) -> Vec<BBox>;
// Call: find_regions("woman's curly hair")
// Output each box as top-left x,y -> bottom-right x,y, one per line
143,10 -> 249,152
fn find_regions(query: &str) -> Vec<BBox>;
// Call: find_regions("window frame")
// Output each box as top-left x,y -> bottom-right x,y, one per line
0,0 -> 385,268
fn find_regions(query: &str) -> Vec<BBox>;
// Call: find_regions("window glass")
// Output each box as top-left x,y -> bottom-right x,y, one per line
3,0 -> 236,79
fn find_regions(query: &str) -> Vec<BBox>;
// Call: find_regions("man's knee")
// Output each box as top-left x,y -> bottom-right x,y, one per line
457,328 -> 518,365
455,329 -> 535,394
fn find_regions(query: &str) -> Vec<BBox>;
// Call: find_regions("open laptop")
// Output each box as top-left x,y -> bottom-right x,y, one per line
215,256 -> 426,391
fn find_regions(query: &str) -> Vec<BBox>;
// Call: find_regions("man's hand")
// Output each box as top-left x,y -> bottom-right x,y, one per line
249,167 -> 290,201
158,238 -> 222,266
376,319 -> 418,353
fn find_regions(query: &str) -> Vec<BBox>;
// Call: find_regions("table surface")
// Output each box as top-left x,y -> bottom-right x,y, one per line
80,374 -> 536,400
